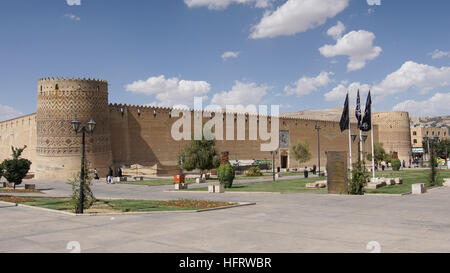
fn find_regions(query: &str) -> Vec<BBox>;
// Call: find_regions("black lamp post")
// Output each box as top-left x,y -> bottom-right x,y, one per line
71,116 -> 96,214
315,125 -> 321,177
270,150 -> 278,182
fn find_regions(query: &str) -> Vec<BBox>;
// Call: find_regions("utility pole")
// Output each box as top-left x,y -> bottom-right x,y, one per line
315,125 -> 321,177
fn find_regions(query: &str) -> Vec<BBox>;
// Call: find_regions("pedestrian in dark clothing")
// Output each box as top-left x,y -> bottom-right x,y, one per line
94,168 -> 99,180
312,165 -> 317,175
304,167 -> 309,178
107,167 -> 113,184
117,167 -> 122,178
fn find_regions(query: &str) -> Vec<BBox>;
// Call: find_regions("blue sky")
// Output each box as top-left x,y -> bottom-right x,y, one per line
0,0 -> 449,121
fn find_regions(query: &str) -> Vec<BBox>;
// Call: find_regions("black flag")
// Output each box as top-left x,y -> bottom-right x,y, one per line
339,93 -> 349,132
360,91 -> 372,132
355,90 -> 362,128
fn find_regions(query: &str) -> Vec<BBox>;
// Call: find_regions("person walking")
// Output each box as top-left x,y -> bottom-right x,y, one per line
94,168 -> 99,180
107,167 -> 113,184
304,167 -> 309,178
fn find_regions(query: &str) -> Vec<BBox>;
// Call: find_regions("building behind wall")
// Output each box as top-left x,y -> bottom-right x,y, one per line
0,77 -> 416,179
410,125 -> 449,160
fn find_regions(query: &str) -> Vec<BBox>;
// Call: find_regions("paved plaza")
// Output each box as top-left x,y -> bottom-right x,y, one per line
1,178 -> 450,253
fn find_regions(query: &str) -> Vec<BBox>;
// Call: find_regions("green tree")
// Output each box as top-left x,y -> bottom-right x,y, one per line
291,141 -> 312,166
366,143 -> 387,165
179,138 -> 220,178
1,146 -> 32,189
218,162 -> 235,188
349,165 -> 367,195
67,163 -> 96,212
0,163 -> 4,181
391,158 -> 401,171
435,139 -> 450,160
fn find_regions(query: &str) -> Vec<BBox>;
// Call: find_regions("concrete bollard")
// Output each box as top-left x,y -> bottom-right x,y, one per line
412,183 -> 427,194
174,183 -> 188,190
444,179 -> 450,187
208,185 -> 215,193
214,184 -> 225,193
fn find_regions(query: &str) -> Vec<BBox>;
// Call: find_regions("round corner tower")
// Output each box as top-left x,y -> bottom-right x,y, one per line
373,111 -> 412,164
35,77 -> 113,179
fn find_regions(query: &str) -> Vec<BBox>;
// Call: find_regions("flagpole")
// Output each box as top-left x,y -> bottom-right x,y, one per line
371,108 -> 375,180
348,93 -> 353,179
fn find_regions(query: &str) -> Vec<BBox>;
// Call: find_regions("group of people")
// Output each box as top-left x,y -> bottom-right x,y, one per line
93,167 -> 122,184
303,165 -> 317,178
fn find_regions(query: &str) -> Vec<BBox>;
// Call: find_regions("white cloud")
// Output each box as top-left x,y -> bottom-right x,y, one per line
0,105 -> 23,122
327,21 -> 346,40
250,0 -> 349,39
373,61 -> 450,96
65,14 -> 80,21
319,28 -> 382,71
392,92 -> 450,116
184,0 -> 273,10
211,81 -> 270,106
429,49 -> 450,59
125,75 -> 211,107
66,0 -> 81,6
221,51 -> 240,61
324,82 -> 371,102
285,71 -> 333,97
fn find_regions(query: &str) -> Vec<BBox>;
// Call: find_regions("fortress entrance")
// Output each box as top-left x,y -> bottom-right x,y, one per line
281,155 -> 288,169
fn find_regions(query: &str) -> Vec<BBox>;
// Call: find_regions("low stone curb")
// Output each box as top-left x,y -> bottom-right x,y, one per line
165,190 -> 281,194
0,201 -> 255,217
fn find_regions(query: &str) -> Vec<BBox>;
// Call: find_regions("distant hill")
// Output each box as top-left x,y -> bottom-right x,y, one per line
410,115 -> 450,130
281,107 -> 359,123
282,108 -> 450,130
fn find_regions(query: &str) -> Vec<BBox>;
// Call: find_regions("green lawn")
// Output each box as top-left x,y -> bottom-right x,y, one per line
364,169 -> 450,194
3,197 -> 237,213
187,176 -> 327,194
185,169 -> 450,195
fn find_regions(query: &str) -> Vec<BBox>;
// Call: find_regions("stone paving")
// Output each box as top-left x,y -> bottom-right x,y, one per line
1,178 -> 450,253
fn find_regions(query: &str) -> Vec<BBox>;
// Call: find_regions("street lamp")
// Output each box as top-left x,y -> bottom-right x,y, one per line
270,150 -> 278,182
351,132 -> 368,165
71,116 -> 96,214
315,125 -> 321,176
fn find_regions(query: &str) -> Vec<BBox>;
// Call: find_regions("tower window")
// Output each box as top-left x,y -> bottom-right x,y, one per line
55,84 -> 59,90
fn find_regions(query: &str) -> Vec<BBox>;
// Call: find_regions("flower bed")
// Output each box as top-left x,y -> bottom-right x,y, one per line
0,196 -> 239,213
0,188 -> 41,193
149,199 -> 236,209
0,195 -> 36,203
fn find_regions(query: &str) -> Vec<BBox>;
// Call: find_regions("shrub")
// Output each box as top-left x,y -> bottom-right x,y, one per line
349,165 -> 367,195
391,158 -> 401,171
2,146 -> 32,189
218,162 -> 235,188
67,164 -> 96,212
246,166 -> 263,177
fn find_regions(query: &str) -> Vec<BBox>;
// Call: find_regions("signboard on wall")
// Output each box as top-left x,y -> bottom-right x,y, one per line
412,148 -> 424,153
279,130 -> 289,149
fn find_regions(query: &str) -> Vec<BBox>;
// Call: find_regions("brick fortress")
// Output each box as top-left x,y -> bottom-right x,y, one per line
0,78 -> 412,179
